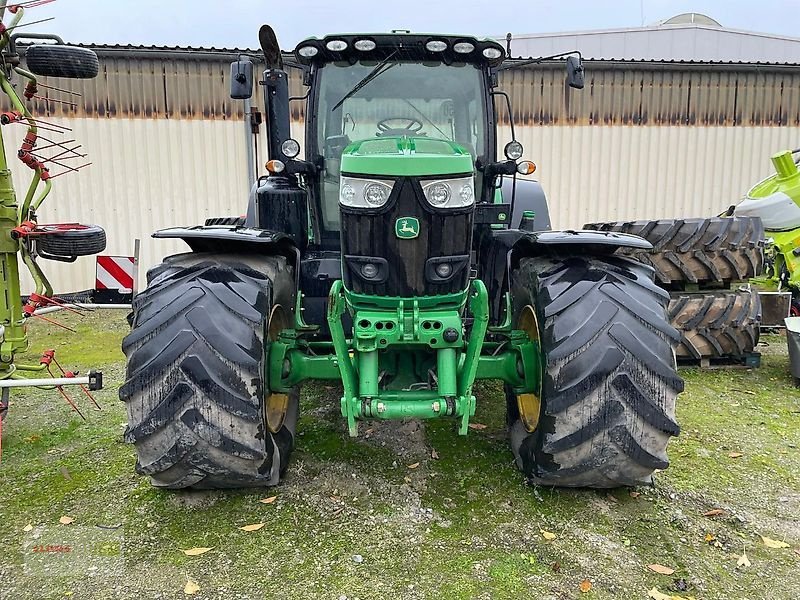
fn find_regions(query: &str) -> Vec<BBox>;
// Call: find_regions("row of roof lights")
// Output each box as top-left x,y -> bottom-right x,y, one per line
297,39 -> 502,59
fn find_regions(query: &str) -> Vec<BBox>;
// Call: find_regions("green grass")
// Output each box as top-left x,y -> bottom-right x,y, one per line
0,315 -> 798,599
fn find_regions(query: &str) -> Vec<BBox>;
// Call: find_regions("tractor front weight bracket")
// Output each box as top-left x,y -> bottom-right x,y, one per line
322,279 -> 491,437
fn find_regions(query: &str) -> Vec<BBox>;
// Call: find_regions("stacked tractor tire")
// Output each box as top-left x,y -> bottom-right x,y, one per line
584,217 -> 765,365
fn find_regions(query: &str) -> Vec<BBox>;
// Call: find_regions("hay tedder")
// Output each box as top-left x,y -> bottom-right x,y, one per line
121,27 -> 683,489
0,2 -> 105,436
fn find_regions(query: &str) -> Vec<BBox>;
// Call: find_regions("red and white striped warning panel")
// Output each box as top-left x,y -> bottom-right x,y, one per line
96,256 -> 135,292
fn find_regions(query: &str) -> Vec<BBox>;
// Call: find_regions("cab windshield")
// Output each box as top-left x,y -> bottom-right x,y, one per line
313,60 -> 488,236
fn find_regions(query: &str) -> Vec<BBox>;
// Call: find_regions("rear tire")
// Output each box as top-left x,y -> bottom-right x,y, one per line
668,287 -> 761,360
120,253 -> 297,489
584,217 -> 765,289
509,255 -> 683,488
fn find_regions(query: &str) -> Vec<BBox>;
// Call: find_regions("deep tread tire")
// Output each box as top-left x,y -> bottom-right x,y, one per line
36,225 -> 106,258
509,255 -> 683,488
26,45 -> 99,79
583,217 -> 765,289
668,287 -> 761,360
120,252 -> 297,489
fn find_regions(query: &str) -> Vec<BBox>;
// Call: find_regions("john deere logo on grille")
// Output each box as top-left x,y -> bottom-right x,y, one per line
395,217 -> 419,239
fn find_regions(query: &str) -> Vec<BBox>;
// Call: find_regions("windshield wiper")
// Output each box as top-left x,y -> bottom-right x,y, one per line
331,51 -> 398,112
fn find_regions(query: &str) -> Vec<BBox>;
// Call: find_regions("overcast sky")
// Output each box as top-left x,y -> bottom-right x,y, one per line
20,0 -> 800,50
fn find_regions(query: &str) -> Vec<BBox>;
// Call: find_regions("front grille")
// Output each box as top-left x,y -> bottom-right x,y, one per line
340,177 -> 473,296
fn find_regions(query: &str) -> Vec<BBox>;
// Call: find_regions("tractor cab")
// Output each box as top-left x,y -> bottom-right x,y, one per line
292,33 -> 504,250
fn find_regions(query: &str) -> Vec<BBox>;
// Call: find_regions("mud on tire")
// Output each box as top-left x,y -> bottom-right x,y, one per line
584,217 -> 765,290
668,287 -> 761,360
120,253 -> 297,489
508,255 -> 683,488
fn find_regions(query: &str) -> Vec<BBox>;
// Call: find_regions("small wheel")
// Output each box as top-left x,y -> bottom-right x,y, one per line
376,117 -> 423,137
36,224 -> 106,259
26,45 -> 99,79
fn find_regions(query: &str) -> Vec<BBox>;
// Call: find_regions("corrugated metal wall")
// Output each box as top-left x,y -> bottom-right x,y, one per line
2,48 -> 798,294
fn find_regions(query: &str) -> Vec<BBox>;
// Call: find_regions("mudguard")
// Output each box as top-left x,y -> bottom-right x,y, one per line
476,228 -> 652,324
153,225 -> 293,255
500,177 -> 552,230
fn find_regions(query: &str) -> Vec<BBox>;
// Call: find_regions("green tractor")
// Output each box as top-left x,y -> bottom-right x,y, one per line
120,28 -> 683,490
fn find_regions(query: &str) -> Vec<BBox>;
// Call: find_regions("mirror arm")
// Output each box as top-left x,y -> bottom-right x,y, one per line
498,50 -> 583,71
490,90 -> 516,141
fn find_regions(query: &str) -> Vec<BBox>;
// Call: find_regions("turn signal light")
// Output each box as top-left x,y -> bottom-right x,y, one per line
517,161 -> 536,175
266,160 -> 285,174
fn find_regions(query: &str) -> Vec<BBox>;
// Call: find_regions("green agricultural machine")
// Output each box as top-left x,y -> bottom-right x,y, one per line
121,27 -> 683,490
731,148 -> 800,315
0,4 -> 104,428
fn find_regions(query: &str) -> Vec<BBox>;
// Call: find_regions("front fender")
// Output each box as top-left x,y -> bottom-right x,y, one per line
476,228 -> 652,325
153,225 -> 294,255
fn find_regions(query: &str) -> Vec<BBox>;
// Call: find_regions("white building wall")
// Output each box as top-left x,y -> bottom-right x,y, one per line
3,116 -> 792,295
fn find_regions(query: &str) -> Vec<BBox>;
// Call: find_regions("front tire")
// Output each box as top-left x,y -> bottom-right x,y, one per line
509,255 -> 683,488
120,253 -> 297,489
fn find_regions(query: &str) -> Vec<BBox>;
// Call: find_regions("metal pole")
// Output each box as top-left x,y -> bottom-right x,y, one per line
34,303 -> 131,316
244,97 -> 255,189
132,238 -> 140,296
0,375 -> 93,388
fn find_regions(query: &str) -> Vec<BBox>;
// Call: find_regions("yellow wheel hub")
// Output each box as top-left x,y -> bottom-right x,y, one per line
265,305 -> 289,434
517,305 -> 542,432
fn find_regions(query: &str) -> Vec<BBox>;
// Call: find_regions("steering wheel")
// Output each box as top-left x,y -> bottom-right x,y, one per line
376,117 -> 424,137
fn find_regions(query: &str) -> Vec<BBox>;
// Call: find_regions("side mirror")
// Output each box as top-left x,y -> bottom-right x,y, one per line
230,59 -> 254,100
566,55 -> 584,90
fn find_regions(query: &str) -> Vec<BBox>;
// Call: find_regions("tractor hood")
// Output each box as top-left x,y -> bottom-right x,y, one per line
340,136 -> 473,177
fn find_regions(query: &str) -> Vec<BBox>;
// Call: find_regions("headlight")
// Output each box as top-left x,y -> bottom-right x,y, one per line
339,176 -> 394,208
422,176 -> 474,208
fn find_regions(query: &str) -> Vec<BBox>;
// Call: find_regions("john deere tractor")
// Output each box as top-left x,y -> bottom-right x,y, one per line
120,28 -> 683,490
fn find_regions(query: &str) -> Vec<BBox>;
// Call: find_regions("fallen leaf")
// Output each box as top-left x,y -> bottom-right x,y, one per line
184,579 -> 200,595
238,523 -> 264,532
647,589 -> 672,600
760,535 -> 790,549
703,509 -> 724,517
737,550 -> 751,568
728,452 -> 743,459
540,530 -> 557,541
183,547 -> 212,556
629,491 -> 640,498
704,533 -> 716,543
22,524 -> 33,532
647,564 -> 675,575
59,516 -> 74,525
407,462 -> 420,469
579,579 -> 592,593
259,496 -> 277,504
468,423 -> 487,430
431,448 -> 439,460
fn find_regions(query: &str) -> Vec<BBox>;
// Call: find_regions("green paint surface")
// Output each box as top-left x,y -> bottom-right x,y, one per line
341,136 -> 473,177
